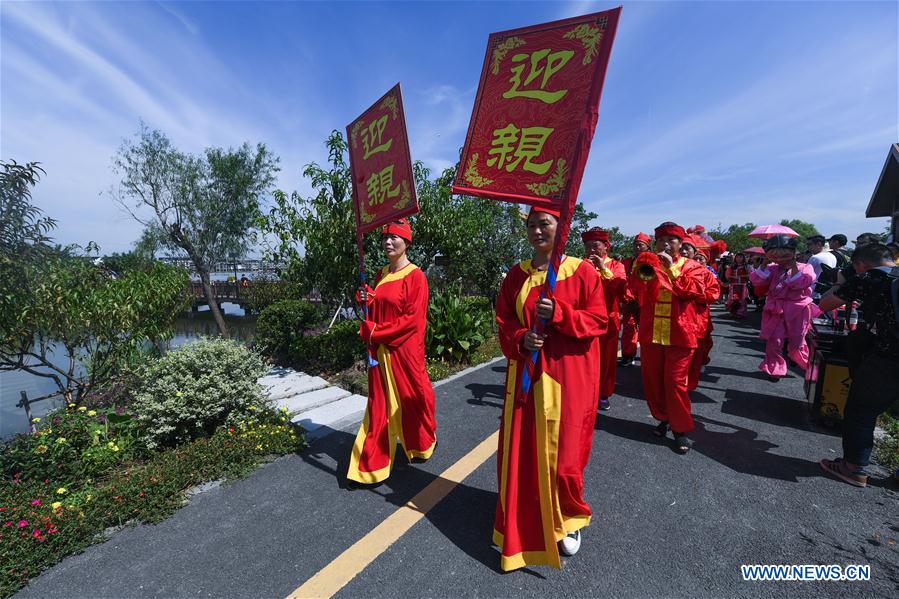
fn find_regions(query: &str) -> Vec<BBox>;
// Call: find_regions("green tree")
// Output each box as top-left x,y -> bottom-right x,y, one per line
257,131 -> 381,312
114,124 -> 279,337
708,222 -> 757,253
779,219 -> 820,248
562,203 -> 599,258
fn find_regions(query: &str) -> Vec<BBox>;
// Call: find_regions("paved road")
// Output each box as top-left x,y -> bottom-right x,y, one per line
17,308 -> 899,598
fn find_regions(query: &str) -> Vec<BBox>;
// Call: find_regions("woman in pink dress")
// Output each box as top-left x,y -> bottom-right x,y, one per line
748,235 -> 819,379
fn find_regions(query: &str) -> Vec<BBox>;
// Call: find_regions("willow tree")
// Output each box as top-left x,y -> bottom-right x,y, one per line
114,125 -> 279,337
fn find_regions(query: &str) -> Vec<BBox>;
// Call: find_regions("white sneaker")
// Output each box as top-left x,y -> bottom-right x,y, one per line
558,530 -> 581,556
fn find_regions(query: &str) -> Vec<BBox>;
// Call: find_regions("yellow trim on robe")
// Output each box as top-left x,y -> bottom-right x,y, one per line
345,344 -> 412,484
375,263 -> 418,288
515,257 -> 583,324
532,371 -> 563,570
598,266 -> 614,280
346,404 -> 394,484
492,530 -> 562,571
499,359 -> 518,513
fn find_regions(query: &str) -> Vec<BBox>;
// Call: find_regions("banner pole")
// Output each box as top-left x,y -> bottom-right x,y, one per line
357,231 -> 378,367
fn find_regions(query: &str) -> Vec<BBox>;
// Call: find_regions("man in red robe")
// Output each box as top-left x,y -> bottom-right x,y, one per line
680,235 -> 721,391
582,227 -> 627,410
619,232 -> 652,366
632,223 -> 717,454
494,207 -> 607,570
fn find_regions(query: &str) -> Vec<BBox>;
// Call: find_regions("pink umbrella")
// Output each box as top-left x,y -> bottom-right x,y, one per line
748,224 -> 799,239
744,246 -> 766,255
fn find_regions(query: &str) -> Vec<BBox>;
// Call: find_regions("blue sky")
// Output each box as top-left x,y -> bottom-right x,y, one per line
2,0 -> 896,253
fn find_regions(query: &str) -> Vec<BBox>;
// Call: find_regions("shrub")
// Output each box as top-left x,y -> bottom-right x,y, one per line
256,299 -> 321,358
316,320 -> 364,371
0,412 -> 303,598
427,287 -> 486,363
242,276 -> 302,314
132,339 -> 270,449
461,296 -> 496,337
1,406 -> 146,484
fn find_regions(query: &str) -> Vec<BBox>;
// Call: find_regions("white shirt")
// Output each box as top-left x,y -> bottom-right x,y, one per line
807,250 -> 836,279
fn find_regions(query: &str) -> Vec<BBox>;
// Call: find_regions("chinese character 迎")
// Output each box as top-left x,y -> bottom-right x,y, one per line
362,114 -> 393,160
486,123 -> 554,174
503,48 -> 575,104
365,165 -> 401,206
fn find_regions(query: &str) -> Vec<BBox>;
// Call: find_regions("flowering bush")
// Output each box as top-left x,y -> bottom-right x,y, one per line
0,408 -> 303,597
1,405 -> 145,485
132,338 -> 270,449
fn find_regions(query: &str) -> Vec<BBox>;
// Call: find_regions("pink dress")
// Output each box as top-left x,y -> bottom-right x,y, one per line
749,263 -> 820,377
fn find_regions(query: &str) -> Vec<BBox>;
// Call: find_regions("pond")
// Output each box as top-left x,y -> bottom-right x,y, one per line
0,303 -> 257,440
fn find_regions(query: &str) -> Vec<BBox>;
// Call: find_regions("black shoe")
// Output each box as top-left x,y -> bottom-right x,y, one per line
651,421 -> 669,438
672,432 -> 692,454
618,356 -> 634,367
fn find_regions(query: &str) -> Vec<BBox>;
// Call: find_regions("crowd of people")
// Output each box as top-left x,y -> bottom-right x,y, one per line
344,212 -> 899,572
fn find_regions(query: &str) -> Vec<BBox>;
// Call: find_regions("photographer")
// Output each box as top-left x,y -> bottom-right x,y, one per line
818,243 -> 899,488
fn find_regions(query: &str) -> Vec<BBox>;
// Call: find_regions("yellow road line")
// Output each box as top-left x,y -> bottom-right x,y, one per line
287,431 -> 500,599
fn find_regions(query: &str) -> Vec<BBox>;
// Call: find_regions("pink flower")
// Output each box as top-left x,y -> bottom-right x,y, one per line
17,520 -> 28,528
30,500 -> 41,506
3,521 -> 12,527
32,529 -> 41,538
47,527 -> 59,534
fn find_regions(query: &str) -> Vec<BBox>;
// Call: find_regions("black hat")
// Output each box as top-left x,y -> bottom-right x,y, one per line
828,234 -> 847,245
763,234 -> 798,251
805,234 -> 826,244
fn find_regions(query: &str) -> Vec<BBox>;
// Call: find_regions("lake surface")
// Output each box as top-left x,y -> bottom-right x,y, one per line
0,302 -> 257,440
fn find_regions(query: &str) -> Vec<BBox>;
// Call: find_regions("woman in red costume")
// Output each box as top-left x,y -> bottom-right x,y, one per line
725,252 -> 751,317
582,227 -> 627,410
619,232 -> 652,366
347,219 -> 436,485
494,207 -> 607,570
679,236 -> 721,391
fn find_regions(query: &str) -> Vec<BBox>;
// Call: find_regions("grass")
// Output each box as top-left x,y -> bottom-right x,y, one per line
874,408 -> 899,473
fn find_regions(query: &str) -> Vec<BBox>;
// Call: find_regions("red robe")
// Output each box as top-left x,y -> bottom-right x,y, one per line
620,257 -> 640,358
494,257 -> 607,571
688,264 -> 721,390
347,264 -> 436,484
632,257 -> 716,433
594,258 -> 628,398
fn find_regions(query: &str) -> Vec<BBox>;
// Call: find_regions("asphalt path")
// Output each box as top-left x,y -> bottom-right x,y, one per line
17,307 -> 899,598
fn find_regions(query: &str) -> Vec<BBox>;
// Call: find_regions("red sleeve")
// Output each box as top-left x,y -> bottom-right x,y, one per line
496,271 -> 530,360
605,260 -> 628,299
363,270 -> 428,348
660,263 -> 709,301
697,268 -> 721,304
549,263 -> 608,339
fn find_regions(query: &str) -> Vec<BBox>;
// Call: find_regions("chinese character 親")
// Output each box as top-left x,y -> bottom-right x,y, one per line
362,114 -> 393,160
365,165 -> 401,206
503,48 -> 575,104
486,123 -> 555,174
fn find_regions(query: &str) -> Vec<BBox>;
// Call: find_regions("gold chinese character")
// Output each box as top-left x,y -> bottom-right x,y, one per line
486,123 -> 554,174
365,165 -> 400,206
362,115 -> 393,160
502,49 -> 574,104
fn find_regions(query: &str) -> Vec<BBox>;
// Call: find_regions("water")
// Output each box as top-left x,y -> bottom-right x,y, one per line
0,301 -> 256,440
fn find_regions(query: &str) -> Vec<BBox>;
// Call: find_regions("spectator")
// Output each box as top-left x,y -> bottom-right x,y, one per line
886,242 -> 899,262
806,235 -> 837,280
827,234 -> 850,269
837,232 -> 885,285
818,243 -> 899,487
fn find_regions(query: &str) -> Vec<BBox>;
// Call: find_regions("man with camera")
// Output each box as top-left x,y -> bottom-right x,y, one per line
818,243 -> 899,487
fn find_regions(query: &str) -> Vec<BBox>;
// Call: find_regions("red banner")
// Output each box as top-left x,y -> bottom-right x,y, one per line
451,8 -> 621,211
347,84 -> 418,234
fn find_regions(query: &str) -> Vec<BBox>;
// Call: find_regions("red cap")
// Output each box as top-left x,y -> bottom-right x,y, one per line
382,218 -> 412,242
528,206 -> 561,219
635,232 -> 652,244
681,234 -> 699,249
654,221 -> 686,240
581,227 -> 610,243
687,224 -> 706,234
698,248 -> 711,261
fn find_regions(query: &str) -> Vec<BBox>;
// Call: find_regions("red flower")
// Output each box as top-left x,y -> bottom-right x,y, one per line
32,529 -> 41,538
47,527 -> 59,534
17,520 -> 28,528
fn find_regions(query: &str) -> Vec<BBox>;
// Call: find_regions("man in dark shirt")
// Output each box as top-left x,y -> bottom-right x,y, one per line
817,243 -> 898,487
827,234 -> 850,269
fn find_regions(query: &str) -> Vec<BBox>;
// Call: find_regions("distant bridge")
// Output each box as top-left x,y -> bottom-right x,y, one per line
187,281 -> 321,313
159,257 -> 285,274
